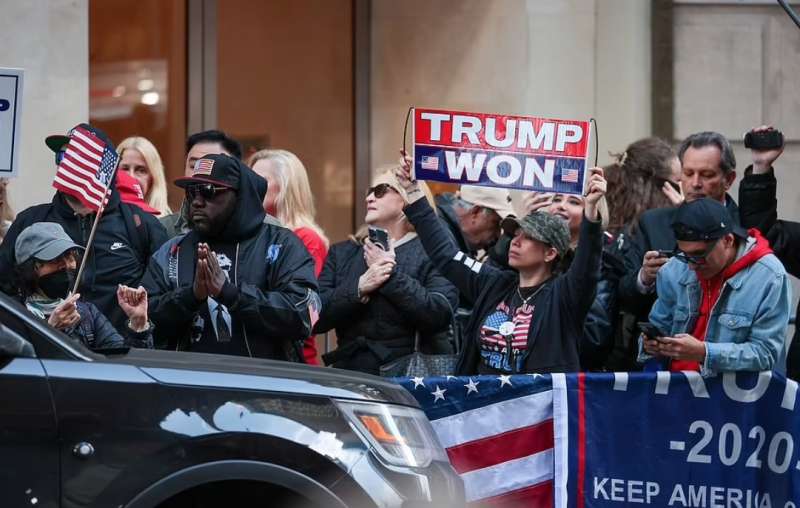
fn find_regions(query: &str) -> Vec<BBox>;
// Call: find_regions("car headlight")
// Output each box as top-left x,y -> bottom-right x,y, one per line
335,400 -> 448,468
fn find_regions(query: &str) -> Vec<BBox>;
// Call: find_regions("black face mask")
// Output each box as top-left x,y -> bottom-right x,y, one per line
38,269 -> 76,300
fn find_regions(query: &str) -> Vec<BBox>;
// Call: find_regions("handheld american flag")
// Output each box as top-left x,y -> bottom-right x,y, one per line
52,126 -> 119,211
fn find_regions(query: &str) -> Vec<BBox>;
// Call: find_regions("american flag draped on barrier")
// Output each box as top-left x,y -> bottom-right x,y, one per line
397,374 -> 561,507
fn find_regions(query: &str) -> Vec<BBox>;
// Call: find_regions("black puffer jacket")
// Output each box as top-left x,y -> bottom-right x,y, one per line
738,166 -> 800,380
0,190 -> 167,332
142,158 -> 319,361
405,197 -> 603,375
315,235 -> 458,375
25,299 -> 153,351
68,300 -> 153,350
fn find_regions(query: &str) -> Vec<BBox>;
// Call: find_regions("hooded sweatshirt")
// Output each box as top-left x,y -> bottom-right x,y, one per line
672,229 -> 773,371
143,159 -> 319,360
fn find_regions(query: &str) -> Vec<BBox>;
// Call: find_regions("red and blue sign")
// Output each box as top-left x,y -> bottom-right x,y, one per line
412,108 -> 591,195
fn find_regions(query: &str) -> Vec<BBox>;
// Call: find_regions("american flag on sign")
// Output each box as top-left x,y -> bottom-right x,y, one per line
52,126 -> 119,211
420,155 -> 440,171
398,375 -> 556,507
560,169 -> 579,184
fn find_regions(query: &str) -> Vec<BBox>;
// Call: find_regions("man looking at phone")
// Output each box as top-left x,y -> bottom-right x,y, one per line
641,198 -> 790,375
142,154 -> 319,361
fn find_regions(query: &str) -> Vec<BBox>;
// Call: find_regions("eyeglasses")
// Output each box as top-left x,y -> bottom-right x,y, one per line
674,238 -> 720,265
185,183 -> 231,201
366,183 -> 396,199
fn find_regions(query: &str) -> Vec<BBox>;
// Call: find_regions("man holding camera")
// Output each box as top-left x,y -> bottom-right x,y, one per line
738,126 -> 800,379
640,198 -> 790,375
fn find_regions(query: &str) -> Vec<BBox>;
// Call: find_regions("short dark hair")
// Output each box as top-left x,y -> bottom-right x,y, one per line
186,130 -> 242,160
677,131 -> 736,174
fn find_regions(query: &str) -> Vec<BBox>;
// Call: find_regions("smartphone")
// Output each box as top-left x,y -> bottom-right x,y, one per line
657,249 -> 675,258
638,322 -> 666,342
367,226 -> 390,251
664,180 -> 681,194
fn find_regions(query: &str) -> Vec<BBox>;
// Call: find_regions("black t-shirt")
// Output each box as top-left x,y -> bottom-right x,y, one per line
477,281 -> 549,374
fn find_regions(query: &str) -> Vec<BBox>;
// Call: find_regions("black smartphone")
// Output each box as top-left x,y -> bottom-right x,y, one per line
657,249 -> 675,258
367,226 -> 390,251
638,322 -> 666,342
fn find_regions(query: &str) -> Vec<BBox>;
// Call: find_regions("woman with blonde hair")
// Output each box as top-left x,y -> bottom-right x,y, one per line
250,149 -> 329,364
314,167 -> 457,375
117,137 -> 172,216
249,149 -> 329,272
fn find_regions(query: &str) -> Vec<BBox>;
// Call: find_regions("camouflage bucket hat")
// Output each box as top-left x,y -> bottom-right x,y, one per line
501,211 -> 570,257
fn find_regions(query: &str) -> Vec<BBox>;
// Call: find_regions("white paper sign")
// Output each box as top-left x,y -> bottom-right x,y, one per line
0,68 -> 23,178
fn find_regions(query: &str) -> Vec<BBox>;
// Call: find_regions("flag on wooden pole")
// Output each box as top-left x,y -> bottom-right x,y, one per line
52,125 -> 119,211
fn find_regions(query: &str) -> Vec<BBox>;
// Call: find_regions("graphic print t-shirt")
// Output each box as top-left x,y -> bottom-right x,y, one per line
477,285 -> 543,374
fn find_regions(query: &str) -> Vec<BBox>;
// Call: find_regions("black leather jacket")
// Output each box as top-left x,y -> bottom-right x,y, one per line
738,166 -> 800,380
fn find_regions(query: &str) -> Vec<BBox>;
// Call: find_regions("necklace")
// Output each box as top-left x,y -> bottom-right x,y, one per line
516,281 -> 548,306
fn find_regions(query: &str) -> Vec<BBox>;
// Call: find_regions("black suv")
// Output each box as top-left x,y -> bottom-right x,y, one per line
0,293 -> 464,507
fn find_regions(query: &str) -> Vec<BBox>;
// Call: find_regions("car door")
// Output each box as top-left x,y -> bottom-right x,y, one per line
0,310 -> 60,508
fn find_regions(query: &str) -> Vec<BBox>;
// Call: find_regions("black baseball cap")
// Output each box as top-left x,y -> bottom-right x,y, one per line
174,153 -> 242,190
672,198 -> 748,242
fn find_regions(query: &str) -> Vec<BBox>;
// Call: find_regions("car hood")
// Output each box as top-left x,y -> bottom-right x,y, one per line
105,348 -> 418,407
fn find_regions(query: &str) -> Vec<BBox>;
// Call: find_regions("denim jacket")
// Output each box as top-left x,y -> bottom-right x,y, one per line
641,239 -> 791,376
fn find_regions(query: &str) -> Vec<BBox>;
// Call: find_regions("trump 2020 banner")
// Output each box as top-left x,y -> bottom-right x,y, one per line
411,108 -> 591,195
398,372 -> 800,507
556,371 -> 800,508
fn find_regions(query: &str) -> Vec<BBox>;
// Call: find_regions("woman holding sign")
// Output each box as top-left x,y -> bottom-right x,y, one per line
396,157 -> 606,374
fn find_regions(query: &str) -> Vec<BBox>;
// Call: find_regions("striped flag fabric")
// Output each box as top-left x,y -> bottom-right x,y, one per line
398,375 -> 556,507
52,126 -> 119,211
420,155 -> 440,171
560,168 -> 579,183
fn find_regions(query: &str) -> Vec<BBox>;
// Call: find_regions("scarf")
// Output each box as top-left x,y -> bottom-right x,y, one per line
26,294 -> 65,320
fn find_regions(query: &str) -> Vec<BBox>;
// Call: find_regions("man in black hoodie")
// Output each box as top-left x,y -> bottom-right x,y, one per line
0,124 -> 168,331
142,154 -> 319,361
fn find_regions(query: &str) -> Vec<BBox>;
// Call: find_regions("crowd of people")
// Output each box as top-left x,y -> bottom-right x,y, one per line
0,121 -> 796,380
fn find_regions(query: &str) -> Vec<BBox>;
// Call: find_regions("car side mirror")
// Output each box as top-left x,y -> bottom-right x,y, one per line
0,323 -> 36,358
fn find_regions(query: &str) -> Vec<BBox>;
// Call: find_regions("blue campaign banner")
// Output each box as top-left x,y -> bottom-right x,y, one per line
559,372 -> 800,507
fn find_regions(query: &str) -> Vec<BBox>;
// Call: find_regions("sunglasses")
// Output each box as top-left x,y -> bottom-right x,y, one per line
366,183 -> 397,199
185,183 -> 231,201
674,238 -> 720,265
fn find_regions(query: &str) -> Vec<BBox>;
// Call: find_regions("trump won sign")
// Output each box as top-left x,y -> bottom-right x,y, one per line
412,108 -> 591,195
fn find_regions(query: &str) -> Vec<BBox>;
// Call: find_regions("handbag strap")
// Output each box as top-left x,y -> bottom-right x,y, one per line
416,292 -> 457,352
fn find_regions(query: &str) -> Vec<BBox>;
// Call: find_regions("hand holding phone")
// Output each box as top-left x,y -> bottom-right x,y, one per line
367,226 -> 390,251
638,322 -> 666,342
